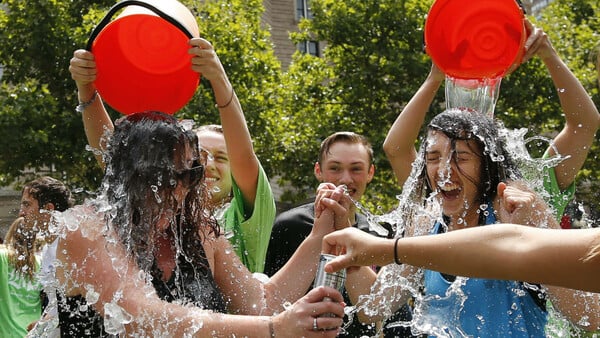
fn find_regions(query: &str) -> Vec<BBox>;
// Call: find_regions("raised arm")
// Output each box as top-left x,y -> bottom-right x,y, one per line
519,20 -> 600,191
383,64 -> 445,186
69,50 -> 114,168
189,38 -> 260,211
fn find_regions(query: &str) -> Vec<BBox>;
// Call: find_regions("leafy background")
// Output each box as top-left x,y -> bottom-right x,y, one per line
0,0 -> 598,221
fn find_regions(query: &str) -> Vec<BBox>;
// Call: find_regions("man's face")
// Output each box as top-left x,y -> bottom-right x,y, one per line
314,142 -> 374,201
18,188 -> 51,229
196,130 -> 233,206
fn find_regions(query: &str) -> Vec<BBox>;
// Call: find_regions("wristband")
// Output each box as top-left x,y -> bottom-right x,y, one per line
394,237 -> 402,265
76,90 -> 98,113
215,87 -> 234,109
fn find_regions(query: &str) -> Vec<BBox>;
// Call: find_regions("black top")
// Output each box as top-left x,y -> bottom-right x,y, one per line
58,244 -> 226,337
264,202 -> 415,338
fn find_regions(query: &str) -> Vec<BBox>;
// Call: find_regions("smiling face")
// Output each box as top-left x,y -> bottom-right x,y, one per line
314,141 -> 374,201
196,130 -> 232,206
425,130 -> 483,228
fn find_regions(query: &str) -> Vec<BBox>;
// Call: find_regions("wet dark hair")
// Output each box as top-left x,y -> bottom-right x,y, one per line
103,111 -> 218,273
23,176 -> 72,212
318,131 -> 374,165
416,108 -> 522,223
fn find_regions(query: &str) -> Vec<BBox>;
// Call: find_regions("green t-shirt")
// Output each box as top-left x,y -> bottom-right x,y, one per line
220,164 -> 276,273
0,247 -> 42,338
541,164 -> 575,219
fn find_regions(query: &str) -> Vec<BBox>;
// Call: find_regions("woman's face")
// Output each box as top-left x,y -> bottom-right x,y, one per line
196,130 -> 232,205
425,130 -> 483,227
156,143 -> 204,231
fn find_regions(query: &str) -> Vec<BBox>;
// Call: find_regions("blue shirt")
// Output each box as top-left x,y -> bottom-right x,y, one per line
423,205 -> 547,337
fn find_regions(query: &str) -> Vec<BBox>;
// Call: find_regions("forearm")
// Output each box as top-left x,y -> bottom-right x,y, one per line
121,286 -> 273,337
266,235 -> 323,311
79,85 -> 113,168
397,225 -> 599,290
383,72 -> 442,185
542,51 -> 599,128
212,74 -> 259,207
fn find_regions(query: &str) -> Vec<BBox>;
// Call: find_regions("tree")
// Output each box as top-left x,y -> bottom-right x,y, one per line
1,0 -> 598,219
277,0 -> 435,211
280,0 -> 600,216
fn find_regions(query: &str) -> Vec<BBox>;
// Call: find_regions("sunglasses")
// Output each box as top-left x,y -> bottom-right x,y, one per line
175,159 -> 205,187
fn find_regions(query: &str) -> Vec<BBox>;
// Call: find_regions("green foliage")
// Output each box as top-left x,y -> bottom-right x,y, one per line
281,0 -> 438,211
0,0 -> 598,218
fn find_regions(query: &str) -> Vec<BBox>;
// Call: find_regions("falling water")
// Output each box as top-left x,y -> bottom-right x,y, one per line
342,121 -> 596,337
445,76 -> 502,117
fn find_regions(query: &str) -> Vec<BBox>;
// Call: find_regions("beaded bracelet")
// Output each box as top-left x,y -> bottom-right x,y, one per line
76,90 -> 98,113
394,237 -> 402,265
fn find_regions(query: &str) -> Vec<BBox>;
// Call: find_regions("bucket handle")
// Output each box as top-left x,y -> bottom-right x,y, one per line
86,0 -> 194,51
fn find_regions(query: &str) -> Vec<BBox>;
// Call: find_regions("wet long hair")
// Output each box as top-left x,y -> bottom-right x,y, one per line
4,217 -> 38,281
102,112 -> 218,273
414,108 -> 522,225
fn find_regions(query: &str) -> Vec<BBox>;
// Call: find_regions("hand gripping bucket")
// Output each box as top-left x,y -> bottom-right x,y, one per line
87,0 -> 200,115
424,0 -> 526,79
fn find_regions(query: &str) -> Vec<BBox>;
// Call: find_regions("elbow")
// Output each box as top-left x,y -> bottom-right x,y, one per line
382,138 -> 395,158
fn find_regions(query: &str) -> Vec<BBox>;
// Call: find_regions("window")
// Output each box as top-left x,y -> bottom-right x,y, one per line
298,41 -> 320,57
296,0 -> 313,20
296,0 -> 318,56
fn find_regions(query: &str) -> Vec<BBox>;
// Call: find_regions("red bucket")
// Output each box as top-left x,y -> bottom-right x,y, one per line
87,0 -> 200,115
425,0 -> 526,79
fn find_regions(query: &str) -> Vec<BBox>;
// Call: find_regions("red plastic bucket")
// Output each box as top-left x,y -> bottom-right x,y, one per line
87,0 -> 200,115
425,0 -> 526,79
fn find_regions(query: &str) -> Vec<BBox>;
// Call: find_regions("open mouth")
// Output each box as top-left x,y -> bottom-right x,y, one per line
205,177 -> 218,184
438,184 -> 461,199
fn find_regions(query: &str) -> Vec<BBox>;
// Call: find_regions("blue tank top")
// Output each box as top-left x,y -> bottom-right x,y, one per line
423,206 -> 547,337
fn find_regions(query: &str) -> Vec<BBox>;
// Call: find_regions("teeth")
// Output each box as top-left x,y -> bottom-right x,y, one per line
439,184 -> 459,192
205,178 -> 217,182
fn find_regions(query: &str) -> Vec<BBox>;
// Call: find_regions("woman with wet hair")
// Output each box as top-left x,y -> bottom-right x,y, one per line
70,37 -> 276,274
53,112 -> 347,337
337,108 -> 598,336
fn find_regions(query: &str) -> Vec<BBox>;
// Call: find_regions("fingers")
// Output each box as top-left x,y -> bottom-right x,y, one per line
188,37 -> 213,49
496,181 -> 507,198
69,49 -> 97,84
323,255 -> 350,273
305,286 -> 345,309
315,183 -> 345,217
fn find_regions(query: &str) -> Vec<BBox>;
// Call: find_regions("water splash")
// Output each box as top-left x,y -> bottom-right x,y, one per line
445,76 -> 502,117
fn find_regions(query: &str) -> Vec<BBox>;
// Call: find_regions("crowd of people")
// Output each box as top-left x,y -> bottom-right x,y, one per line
1,9 -> 599,338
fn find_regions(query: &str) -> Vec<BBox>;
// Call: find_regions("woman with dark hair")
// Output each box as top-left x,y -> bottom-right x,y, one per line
70,37 -> 277,274
52,112 -> 347,337
338,108 -> 597,336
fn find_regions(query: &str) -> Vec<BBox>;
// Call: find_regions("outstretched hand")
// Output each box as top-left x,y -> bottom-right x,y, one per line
322,227 -> 391,273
